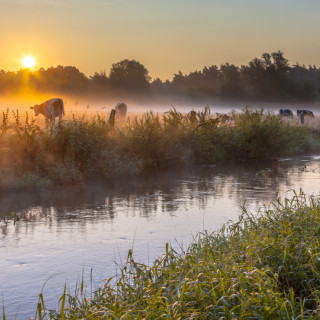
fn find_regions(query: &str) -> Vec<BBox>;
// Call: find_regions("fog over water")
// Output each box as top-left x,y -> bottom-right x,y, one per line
2,156 -> 320,319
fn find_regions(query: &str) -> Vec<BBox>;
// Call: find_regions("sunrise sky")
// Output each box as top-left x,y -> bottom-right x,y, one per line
0,0 -> 320,80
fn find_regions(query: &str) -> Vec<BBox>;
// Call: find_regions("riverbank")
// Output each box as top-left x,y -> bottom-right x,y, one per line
29,192 -> 320,319
1,107 -> 320,189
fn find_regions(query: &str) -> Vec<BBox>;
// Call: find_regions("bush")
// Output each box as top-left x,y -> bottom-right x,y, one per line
226,107 -> 319,159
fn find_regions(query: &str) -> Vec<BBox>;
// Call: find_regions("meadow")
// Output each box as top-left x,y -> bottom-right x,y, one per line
0,106 -> 319,189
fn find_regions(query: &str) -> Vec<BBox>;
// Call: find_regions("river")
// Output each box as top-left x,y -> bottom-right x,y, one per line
1,155 -> 320,319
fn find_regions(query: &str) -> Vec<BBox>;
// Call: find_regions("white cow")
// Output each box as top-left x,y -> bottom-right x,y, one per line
30,98 -> 65,126
115,103 -> 127,118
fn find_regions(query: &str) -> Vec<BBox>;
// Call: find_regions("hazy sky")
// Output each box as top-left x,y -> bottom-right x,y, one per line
0,0 -> 319,80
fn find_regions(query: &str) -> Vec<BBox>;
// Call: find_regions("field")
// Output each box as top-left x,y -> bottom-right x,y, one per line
1,106 -> 320,189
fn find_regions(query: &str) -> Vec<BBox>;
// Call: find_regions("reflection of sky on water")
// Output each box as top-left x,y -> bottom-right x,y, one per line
1,155 -> 320,319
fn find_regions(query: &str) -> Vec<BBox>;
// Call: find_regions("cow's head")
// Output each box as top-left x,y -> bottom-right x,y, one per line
30,105 -> 40,116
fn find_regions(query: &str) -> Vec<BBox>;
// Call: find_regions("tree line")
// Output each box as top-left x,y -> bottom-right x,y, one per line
1,51 -> 319,101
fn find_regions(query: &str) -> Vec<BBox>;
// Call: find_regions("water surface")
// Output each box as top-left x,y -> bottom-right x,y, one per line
1,156 -> 320,319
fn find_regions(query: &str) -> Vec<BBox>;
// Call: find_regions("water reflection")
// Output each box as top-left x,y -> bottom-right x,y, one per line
0,157 -> 310,224
1,156 -> 320,320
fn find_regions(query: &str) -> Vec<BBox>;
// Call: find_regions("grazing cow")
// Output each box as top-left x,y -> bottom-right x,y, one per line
188,110 -> 197,123
115,103 -> 127,118
279,109 -> 293,117
30,98 -> 65,126
297,109 -> 314,117
217,113 -> 233,124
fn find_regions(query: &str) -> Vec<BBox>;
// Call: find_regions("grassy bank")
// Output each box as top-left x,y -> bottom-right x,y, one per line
0,107 -> 320,188
30,192 -> 320,319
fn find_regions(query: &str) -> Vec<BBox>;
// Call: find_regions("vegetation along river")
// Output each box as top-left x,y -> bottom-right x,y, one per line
1,155 -> 320,319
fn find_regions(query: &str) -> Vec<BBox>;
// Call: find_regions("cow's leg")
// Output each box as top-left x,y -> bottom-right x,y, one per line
45,116 -> 49,128
52,114 -> 55,126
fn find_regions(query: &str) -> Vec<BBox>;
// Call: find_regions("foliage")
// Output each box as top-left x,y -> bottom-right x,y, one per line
109,59 -> 151,92
227,107 -> 316,158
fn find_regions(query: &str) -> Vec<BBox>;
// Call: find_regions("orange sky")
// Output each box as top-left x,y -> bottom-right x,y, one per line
1,0 -> 320,80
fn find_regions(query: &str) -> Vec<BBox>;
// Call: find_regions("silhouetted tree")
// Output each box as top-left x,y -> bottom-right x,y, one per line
151,78 -> 171,94
243,51 -> 291,100
33,66 -> 88,93
202,65 -> 220,87
0,51 -> 319,101
109,59 -> 151,92
172,71 -> 188,93
171,67 -> 219,97
220,63 -> 243,98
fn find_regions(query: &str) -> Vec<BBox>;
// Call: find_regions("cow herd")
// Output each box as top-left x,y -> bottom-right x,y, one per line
29,98 -> 316,128
279,108 -> 314,118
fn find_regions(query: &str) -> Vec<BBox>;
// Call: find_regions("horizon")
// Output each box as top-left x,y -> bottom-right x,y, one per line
1,0 -> 320,80
1,50 -> 320,82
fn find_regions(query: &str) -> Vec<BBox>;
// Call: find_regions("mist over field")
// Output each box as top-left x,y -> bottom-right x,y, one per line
1,95 -> 320,119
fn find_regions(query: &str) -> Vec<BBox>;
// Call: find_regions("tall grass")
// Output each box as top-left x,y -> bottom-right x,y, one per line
0,106 -> 319,188
33,192 -> 320,319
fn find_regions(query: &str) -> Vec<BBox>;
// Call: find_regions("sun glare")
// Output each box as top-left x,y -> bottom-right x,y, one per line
22,56 -> 35,68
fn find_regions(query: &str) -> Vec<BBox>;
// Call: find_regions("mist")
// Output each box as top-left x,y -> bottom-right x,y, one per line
1,92 -> 320,119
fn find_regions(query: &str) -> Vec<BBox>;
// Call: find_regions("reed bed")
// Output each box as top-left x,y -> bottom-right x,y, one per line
0,106 -> 319,188
27,192 -> 320,319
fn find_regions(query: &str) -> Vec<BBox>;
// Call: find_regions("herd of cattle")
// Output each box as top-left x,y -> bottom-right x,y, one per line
280,108 -> 314,118
29,98 -> 316,127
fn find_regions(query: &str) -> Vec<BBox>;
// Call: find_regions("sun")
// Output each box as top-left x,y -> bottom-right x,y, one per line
22,56 -> 35,68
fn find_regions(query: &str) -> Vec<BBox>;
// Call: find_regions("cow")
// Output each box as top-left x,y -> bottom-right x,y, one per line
115,103 -> 127,118
188,110 -> 197,123
30,98 -> 65,126
279,109 -> 293,117
216,113 -> 233,124
297,109 -> 314,117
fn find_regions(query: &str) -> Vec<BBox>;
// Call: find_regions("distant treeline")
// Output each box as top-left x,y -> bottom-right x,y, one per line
1,51 -> 319,101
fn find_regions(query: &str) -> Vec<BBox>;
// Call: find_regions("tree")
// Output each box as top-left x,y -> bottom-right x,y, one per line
220,63 -> 242,98
33,66 -> 88,92
244,51 -> 291,100
109,59 -> 151,92
151,78 -> 171,94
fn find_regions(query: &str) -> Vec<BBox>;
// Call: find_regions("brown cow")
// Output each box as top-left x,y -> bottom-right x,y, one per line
30,98 -> 65,126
